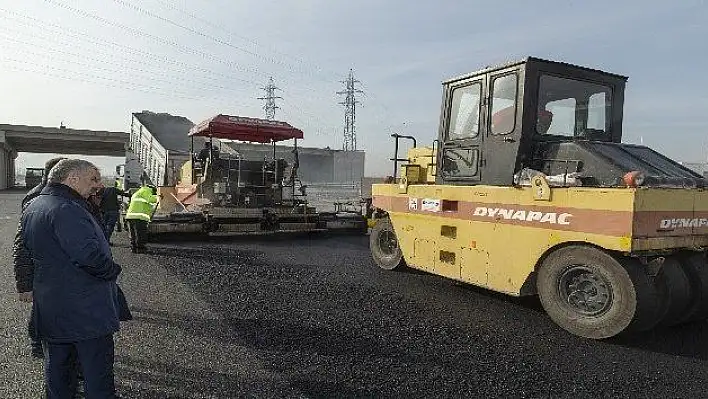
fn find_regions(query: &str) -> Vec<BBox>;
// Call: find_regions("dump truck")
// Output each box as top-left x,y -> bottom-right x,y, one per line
368,57 -> 708,339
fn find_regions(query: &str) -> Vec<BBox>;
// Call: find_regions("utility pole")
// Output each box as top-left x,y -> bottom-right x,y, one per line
337,69 -> 363,151
257,77 -> 282,120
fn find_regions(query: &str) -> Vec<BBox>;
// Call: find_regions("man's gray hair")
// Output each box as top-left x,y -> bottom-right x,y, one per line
47,159 -> 99,183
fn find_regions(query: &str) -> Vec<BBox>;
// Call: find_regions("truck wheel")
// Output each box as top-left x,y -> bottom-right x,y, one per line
370,217 -> 404,271
676,253 -> 708,323
537,246 -> 662,339
656,258 -> 692,327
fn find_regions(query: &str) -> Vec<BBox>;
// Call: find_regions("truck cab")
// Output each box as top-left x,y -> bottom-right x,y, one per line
436,57 -> 626,186
397,57 -> 701,190
24,167 -> 44,189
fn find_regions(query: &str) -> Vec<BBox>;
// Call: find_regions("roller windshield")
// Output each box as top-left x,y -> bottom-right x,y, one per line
537,75 -> 612,139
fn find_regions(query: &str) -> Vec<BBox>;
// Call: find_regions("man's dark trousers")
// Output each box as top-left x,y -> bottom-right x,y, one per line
127,220 -> 148,252
45,334 -> 115,398
102,210 -> 120,242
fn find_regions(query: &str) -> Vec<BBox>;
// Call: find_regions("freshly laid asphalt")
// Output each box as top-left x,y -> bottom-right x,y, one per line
1,190 -> 707,398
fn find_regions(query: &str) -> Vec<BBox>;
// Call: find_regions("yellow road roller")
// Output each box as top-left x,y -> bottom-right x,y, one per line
369,57 -> 708,339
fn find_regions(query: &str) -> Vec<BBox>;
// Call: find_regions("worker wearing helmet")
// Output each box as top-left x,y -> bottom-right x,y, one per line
125,183 -> 159,253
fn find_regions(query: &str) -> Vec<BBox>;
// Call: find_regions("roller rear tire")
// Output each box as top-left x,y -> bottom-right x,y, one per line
537,246 -> 663,339
656,258 -> 692,327
676,253 -> 708,323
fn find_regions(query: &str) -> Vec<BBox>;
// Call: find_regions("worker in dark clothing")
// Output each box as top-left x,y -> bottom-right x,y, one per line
197,141 -> 211,164
196,141 -> 220,165
100,184 -> 131,244
88,192 -> 103,222
286,147 -> 300,186
21,159 -> 123,398
13,156 -> 66,358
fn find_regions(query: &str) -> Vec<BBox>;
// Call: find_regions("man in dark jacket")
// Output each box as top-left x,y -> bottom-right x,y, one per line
99,184 -> 130,243
13,156 -> 66,357
21,159 -> 122,398
21,158 -> 67,208
88,191 -> 104,224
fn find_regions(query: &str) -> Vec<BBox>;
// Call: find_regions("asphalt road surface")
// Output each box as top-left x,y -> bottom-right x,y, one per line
1,190 -> 707,398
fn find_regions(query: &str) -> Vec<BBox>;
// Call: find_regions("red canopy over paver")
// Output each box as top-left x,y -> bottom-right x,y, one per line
189,114 -> 304,143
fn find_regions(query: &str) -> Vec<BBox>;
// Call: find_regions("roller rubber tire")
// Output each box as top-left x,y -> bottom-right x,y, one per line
656,258 -> 693,327
676,252 -> 708,323
537,246 -> 663,339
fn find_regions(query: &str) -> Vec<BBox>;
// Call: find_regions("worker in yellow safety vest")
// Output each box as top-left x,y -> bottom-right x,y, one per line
125,184 -> 159,253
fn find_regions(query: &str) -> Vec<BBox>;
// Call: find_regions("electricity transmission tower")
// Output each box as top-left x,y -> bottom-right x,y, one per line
337,69 -> 363,151
257,77 -> 282,120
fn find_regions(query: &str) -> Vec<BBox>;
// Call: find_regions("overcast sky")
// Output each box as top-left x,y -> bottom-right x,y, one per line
1,0 -> 707,177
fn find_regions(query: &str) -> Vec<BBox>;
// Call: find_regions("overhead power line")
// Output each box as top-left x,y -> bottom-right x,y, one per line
42,0 -> 263,77
280,98 -> 340,137
1,5 -> 373,113
0,3 -> 400,145
0,10 -> 348,105
149,0 -> 343,82
0,11 -> 263,89
111,0 -> 293,72
0,58 -> 249,106
39,0 -> 330,97
0,33 -> 253,96
0,7 -> 349,106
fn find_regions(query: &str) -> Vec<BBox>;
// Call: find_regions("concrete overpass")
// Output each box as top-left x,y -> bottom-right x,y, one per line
0,124 -> 129,189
